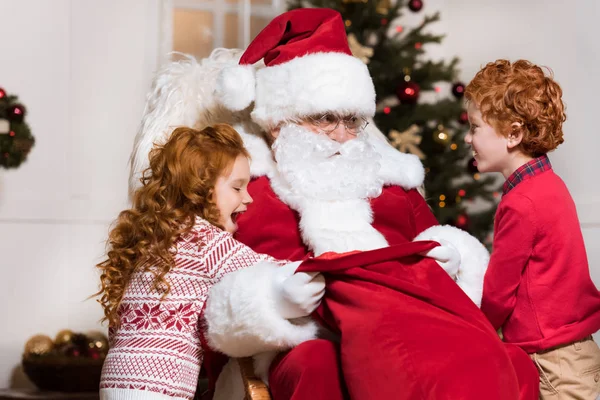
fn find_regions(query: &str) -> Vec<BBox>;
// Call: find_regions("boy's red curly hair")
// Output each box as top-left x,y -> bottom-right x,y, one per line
465,59 -> 566,156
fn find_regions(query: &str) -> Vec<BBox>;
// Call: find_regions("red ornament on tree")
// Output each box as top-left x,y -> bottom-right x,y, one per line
0,87 -> 6,99
408,0 -> 424,12
452,82 -> 465,98
459,110 -> 469,125
8,104 -> 26,123
396,81 -> 420,104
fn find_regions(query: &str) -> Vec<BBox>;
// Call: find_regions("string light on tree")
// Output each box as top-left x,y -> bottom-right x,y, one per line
459,110 -> 469,125
433,124 -> 450,145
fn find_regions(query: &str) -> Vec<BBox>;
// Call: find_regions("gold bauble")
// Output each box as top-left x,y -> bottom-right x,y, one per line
376,0 -> 392,14
433,125 -> 451,145
24,334 -> 54,356
54,329 -> 75,346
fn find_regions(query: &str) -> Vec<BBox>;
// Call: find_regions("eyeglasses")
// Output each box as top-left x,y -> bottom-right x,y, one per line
307,114 -> 369,136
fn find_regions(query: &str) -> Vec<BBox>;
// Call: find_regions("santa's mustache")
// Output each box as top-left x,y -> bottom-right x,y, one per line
272,124 -> 384,201
273,124 -> 367,163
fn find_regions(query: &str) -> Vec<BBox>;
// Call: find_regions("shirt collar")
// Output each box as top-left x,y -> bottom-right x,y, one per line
502,154 -> 552,195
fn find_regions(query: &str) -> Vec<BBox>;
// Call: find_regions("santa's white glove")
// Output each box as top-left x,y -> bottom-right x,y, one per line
271,261 -> 326,319
421,238 -> 461,279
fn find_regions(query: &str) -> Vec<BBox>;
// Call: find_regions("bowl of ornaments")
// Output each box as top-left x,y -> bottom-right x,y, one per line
21,329 -> 109,392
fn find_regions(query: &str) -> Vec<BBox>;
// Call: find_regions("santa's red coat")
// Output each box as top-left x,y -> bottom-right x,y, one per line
234,177 -> 538,399
203,176 -> 539,399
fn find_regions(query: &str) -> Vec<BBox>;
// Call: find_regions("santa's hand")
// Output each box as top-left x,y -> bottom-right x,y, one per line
272,261 -> 326,319
421,238 -> 461,279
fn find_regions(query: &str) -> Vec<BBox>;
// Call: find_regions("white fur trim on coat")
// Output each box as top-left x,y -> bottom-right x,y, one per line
235,123 -> 275,178
250,52 -> 376,130
204,261 -> 318,357
268,172 -> 389,256
415,225 -> 490,307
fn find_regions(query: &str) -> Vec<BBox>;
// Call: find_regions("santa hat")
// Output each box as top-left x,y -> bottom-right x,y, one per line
215,8 -> 376,130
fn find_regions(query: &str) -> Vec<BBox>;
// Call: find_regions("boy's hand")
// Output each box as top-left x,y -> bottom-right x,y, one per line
272,261 -> 326,319
421,238 -> 461,279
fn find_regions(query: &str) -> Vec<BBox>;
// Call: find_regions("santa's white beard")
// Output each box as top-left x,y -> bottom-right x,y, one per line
270,124 -> 389,255
272,124 -> 384,201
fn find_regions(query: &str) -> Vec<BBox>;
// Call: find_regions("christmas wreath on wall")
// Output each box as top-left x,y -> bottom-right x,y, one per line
0,87 -> 35,169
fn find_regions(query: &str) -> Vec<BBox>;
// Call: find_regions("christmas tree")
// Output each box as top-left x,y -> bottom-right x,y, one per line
287,0 -> 501,245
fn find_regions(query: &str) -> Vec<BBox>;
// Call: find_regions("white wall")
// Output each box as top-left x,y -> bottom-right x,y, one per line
0,0 -> 162,388
0,0 -> 598,389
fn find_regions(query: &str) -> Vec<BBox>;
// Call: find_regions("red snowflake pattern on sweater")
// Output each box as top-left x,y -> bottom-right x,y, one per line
100,218 -> 279,400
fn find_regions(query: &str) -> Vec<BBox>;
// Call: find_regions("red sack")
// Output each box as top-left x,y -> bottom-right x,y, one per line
297,241 -> 538,400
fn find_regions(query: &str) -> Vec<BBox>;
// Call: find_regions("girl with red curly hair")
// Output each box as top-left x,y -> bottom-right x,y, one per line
95,124 -> 323,400
466,59 -> 600,398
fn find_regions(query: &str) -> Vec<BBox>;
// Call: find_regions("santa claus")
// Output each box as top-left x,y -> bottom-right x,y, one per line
128,8 -> 520,400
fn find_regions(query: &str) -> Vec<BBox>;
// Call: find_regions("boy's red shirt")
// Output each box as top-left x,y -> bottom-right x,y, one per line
481,156 -> 600,353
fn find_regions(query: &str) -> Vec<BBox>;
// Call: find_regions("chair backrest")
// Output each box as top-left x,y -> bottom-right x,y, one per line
237,357 -> 272,400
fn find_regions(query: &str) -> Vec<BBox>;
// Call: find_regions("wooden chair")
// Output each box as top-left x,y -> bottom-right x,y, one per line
237,357 -> 272,400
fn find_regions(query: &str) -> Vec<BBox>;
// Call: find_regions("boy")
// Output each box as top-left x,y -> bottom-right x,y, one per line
465,59 -> 600,399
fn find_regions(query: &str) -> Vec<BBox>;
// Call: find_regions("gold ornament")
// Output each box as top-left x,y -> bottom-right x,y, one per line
376,0 -> 392,14
433,124 -> 451,145
389,124 -> 425,160
54,329 -> 75,346
24,334 -> 54,356
347,33 -> 374,64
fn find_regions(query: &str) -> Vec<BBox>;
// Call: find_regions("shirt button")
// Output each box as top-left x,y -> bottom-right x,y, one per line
594,373 -> 600,383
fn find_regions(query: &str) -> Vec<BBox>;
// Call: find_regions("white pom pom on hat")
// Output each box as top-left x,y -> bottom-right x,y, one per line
215,64 -> 256,111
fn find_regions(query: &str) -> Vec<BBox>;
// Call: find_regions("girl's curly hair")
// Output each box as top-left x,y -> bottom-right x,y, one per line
95,124 -> 249,327
465,59 -> 566,156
